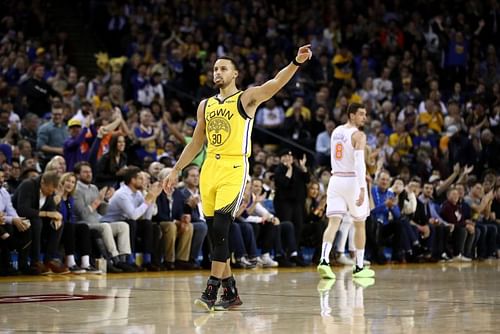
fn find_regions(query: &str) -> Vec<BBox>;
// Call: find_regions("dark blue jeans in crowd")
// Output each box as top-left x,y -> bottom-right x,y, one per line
431,224 -> 451,258
276,221 -> 298,255
400,217 -> 416,253
412,224 -> 435,254
229,221 -> 257,258
191,221 -> 208,262
251,222 -> 277,254
452,225 -> 474,257
476,221 -> 498,259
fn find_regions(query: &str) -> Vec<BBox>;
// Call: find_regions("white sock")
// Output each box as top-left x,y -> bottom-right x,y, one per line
81,255 -> 90,268
321,242 -> 333,263
290,251 -> 298,257
336,221 -> 351,253
66,255 -> 76,267
356,249 -> 365,268
348,224 -> 356,253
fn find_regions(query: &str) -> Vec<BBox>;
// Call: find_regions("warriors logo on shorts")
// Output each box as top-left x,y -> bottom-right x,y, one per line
207,117 -> 231,147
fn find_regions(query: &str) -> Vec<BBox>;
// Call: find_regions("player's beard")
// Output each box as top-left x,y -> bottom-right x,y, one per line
214,79 -> 226,89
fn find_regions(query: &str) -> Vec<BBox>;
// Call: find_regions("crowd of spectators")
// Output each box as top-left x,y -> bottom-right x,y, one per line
0,0 -> 499,275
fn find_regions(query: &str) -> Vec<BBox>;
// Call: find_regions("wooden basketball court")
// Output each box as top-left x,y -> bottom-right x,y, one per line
1,261 -> 499,333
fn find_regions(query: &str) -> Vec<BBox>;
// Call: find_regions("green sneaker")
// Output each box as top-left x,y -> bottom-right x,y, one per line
317,262 -> 336,279
317,279 -> 336,292
352,265 -> 375,278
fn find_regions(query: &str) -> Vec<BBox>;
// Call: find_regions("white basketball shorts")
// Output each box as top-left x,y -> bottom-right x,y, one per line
325,174 -> 370,221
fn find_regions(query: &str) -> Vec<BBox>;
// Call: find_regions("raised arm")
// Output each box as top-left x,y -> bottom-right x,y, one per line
240,45 -> 312,117
436,163 -> 460,196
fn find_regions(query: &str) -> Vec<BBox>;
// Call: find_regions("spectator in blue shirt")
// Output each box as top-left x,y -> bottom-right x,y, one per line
101,166 -> 163,271
37,108 -> 68,163
369,171 -> 406,262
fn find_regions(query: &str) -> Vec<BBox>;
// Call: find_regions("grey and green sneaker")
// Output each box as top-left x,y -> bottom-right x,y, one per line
317,260 -> 336,279
352,265 -> 375,278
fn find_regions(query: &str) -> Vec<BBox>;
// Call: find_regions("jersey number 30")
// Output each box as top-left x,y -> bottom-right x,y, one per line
334,143 -> 343,160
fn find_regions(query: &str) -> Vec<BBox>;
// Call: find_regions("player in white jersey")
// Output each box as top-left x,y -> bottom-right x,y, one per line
317,103 -> 375,279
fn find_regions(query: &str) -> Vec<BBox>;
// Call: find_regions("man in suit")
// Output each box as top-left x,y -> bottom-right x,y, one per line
13,171 -> 69,274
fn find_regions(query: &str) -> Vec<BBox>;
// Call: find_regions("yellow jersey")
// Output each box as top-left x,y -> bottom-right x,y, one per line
204,91 -> 253,157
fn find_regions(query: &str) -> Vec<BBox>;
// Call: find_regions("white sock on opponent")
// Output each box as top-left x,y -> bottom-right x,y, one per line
66,255 -> 76,267
81,255 -> 90,268
321,242 -> 333,263
356,249 -> 365,268
336,220 -> 351,253
348,224 -> 356,253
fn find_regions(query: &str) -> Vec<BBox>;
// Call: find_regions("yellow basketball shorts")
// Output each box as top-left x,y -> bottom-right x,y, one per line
200,154 -> 248,217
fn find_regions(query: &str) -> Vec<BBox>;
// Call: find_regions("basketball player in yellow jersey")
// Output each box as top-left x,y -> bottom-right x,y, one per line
163,45 -> 312,311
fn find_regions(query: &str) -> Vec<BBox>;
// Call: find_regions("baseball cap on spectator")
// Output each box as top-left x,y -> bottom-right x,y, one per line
36,47 -> 45,55
278,148 -> 293,157
67,119 -> 82,128
429,174 -> 440,183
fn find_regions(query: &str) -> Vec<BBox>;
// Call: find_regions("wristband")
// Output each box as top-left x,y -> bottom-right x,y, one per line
292,58 -> 303,66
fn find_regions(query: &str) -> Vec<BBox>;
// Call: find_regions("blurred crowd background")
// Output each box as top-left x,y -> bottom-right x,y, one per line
0,0 -> 498,275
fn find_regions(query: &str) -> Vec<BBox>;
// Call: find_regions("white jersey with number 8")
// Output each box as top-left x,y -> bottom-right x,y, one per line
330,125 -> 358,174
326,124 -> 369,220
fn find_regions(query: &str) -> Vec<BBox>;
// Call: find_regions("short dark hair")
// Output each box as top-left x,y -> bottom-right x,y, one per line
216,56 -> 238,71
74,161 -> 91,175
118,166 -> 142,185
347,103 -> 365,119
41,171 -> 60,187
183,164 -> 199,180
20,167 -> 39,180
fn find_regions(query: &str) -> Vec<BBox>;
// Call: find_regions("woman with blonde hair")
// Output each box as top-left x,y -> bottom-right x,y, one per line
56,172 -> 101,274
45,156 -> 67,175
